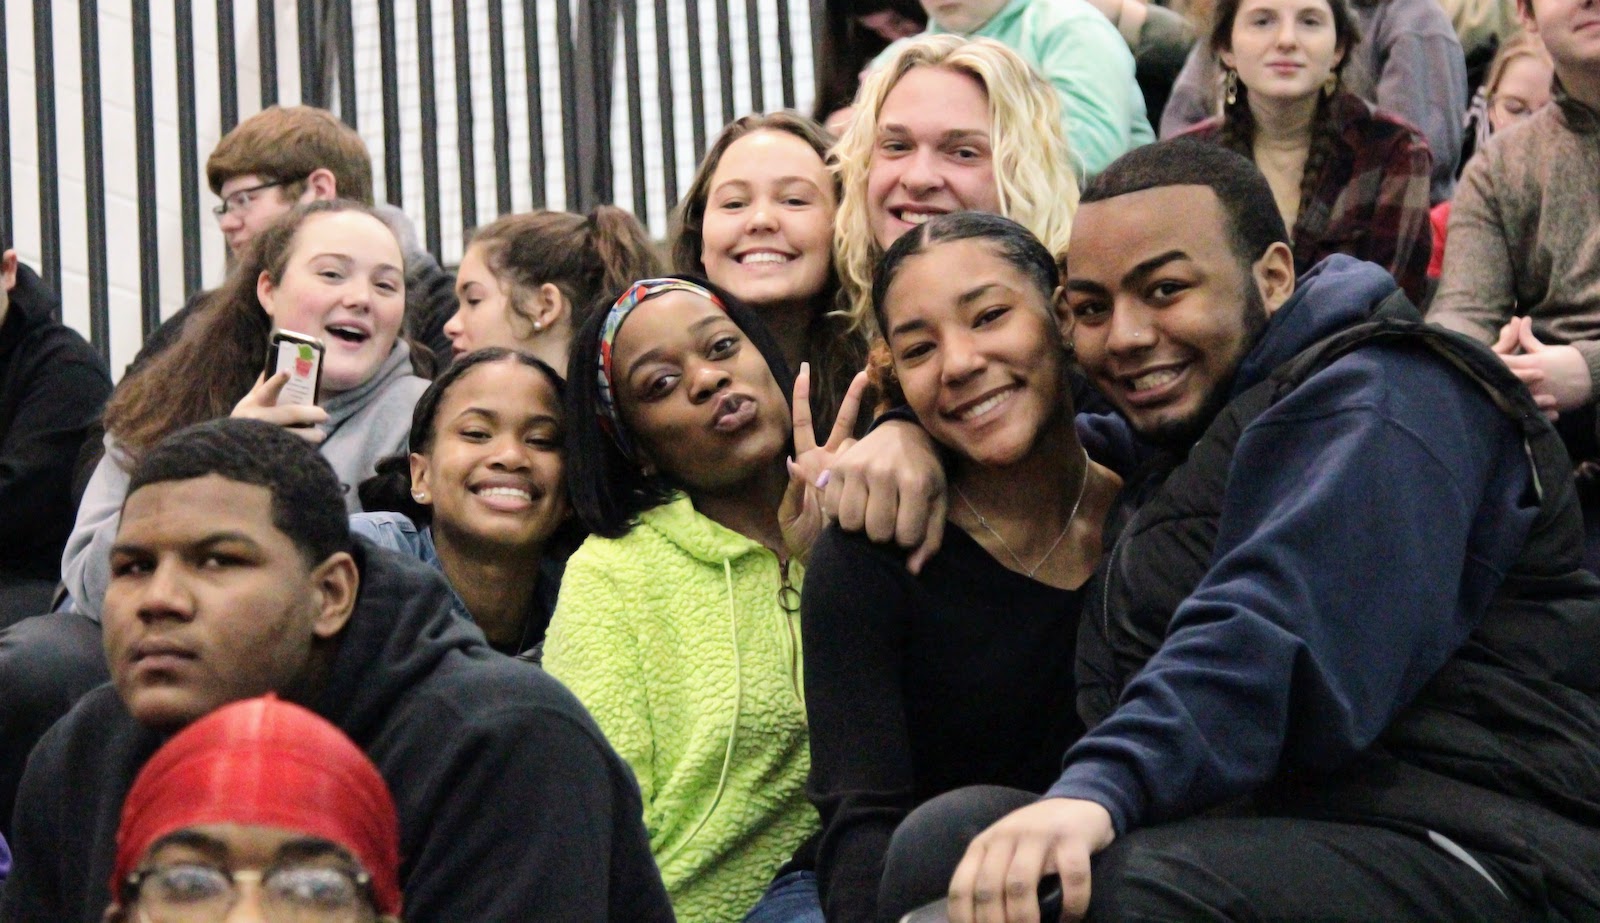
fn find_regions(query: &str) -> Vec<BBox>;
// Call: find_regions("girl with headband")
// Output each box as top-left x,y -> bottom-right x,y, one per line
546,276 -> 866,922
106,695 -> 401,922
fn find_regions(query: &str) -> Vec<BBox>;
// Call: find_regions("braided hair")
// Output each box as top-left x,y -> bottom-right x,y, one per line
1210,0 -> 1360,240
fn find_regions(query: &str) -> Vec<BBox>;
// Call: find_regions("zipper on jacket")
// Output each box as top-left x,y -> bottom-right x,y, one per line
778,556 -> 804,707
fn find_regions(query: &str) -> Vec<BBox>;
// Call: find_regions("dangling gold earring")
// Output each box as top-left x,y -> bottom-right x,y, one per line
1322,73 -> 1338,99
1224,68 -> 1239,106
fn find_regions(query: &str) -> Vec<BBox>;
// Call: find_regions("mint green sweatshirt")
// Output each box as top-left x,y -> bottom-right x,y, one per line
876,0 -> 1154,177
544,495 -> 816,923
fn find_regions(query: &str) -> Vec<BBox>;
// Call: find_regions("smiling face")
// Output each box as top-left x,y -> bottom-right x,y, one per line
867,65 -> 1000,249
611,291 -> 789,494
444,242 -> 525,358
1221,0 -> 1346,104
1525,0 -> 1600,73
1066,185 -> 1291,447
103,476 -> 355,733
698,130 -> 837,312
883,237 -> 1072,468
410,359 -> 568,554
256,211 -> 406,395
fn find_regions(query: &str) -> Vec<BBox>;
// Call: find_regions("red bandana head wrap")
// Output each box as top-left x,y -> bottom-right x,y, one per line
112,694 -> 402,914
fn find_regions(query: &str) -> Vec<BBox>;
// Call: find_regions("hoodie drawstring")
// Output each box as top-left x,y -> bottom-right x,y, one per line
657,558 -> 743,868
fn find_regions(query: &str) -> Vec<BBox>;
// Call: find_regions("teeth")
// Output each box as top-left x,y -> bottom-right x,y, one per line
900,211 -> 935,226
478,487 -> 532,501
1130,368 -> 1180,391
957,388 -> 1014,421
740,252 -> 791,265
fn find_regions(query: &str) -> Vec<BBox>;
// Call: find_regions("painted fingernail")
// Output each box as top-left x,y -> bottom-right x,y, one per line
815,469 -> 832,490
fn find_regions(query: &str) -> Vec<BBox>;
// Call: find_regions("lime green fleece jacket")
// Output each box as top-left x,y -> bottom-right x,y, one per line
544,495 -> 817,922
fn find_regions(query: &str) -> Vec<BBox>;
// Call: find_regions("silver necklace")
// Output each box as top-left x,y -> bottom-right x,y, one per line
955,446 -> 1091,579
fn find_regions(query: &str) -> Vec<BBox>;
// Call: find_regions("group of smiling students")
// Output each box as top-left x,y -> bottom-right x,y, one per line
10,0 -> 1600,911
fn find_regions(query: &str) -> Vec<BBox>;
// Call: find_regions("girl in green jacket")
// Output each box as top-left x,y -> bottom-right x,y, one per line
546,276 -> 864,922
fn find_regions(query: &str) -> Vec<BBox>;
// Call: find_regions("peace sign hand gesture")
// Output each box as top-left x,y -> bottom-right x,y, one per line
780,363 -> 869,562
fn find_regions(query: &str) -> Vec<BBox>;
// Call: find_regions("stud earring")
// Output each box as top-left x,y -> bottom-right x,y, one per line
533,321 -> 543,332
412,490 -> 428,502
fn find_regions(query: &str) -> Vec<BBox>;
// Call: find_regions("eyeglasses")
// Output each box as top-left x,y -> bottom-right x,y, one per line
212,179 -> 294,221
126,862 -> 375,922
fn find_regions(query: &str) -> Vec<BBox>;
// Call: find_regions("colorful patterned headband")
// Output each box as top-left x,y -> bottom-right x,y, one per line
596,278 -> 727,461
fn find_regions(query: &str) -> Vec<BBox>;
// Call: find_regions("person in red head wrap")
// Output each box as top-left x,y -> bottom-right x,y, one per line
104,694 -> 401,922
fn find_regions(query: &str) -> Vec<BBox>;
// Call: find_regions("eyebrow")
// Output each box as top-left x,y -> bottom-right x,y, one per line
623,314 -> 730,380
110,531 -> 262,558
957,282 -> 1008,307
887,316 -> 928,340
308,252 -> 404,276
1065,250 -> 1191,294
147,830 -> 228,860
455,407 -> 563,428
711,176 -> 822,196
145,832 -> 351,867
887,282 -> 1012,339
877,124 -> 990,144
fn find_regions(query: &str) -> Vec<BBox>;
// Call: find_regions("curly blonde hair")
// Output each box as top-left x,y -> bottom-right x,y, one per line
833,35 -> 1080,337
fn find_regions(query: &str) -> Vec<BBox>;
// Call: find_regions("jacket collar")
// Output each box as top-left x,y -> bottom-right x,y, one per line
1228,254 -> 1405,401
638,494 -> 772,566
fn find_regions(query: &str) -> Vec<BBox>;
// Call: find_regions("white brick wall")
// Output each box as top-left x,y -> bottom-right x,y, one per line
4,0 -> 815,376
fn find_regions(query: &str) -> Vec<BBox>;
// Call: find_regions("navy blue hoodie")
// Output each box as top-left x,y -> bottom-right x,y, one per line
1048,256 -> 1541,831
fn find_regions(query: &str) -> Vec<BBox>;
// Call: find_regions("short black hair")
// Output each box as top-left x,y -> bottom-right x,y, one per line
871,211 -> 1059,335
1080,139 -> 1289,271
566,274 -> 795,538
126,418 -> 352,566
357,347 -> 565,520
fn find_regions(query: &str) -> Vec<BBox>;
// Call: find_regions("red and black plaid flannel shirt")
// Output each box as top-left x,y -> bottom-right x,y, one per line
1183,92 -> 1434,304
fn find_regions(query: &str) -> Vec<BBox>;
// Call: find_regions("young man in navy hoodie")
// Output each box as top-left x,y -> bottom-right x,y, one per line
824,138 -> 1600,920
0,419 -> 673,922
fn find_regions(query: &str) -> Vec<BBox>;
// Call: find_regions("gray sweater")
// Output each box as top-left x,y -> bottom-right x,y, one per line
60,342 -> 427,621
1428,104 -> 1600,388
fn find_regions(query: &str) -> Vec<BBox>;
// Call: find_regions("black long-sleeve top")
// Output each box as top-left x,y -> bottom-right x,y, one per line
0,264 -> 111,583
802,523 -> 1086,923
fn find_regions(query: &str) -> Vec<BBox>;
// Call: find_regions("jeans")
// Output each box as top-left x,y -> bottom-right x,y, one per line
743,870 -> 825,923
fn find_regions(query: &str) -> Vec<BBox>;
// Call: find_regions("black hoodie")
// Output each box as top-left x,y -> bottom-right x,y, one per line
0,541 -> 674,921
0,263 -> 110,584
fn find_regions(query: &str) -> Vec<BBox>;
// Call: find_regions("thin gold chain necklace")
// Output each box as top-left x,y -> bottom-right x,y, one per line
955,446 -> 1090,579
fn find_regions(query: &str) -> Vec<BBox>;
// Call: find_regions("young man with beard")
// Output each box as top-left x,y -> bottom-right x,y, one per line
0,418 -> 673,922
821,138 -> 1600,920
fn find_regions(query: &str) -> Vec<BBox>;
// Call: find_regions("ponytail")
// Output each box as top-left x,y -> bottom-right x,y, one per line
467,207 -> 662,337
580,205 -> 662,328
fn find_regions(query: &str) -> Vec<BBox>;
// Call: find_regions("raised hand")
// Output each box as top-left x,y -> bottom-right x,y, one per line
780,363 -> 869,561
231,372 -> 330,443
